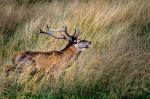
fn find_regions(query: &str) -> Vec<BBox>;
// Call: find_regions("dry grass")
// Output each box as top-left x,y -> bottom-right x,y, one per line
0,0 -> 150,98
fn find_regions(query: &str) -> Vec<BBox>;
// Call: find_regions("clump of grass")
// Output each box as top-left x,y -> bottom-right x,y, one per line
0,0 -> 150,98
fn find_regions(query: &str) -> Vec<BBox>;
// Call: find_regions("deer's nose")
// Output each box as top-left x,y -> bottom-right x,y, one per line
89,41 -> 91,44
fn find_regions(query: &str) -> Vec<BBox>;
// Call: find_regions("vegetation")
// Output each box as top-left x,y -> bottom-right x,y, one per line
0,0 -> 150,98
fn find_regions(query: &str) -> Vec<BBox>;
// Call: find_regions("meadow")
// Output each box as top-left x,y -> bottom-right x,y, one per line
0,0 -> 150,98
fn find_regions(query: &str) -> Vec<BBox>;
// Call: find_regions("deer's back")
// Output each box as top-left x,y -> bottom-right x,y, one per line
13,51 -> 63,66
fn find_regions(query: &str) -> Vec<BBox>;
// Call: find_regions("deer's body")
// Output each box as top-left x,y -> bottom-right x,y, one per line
13,45 -> 79,73
8,25 -> 91,82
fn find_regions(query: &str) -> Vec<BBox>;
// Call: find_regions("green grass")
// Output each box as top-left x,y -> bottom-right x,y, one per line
0,0 -> 150,99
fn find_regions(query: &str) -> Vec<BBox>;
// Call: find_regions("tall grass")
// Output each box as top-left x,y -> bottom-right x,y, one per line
0,0 -> 150,98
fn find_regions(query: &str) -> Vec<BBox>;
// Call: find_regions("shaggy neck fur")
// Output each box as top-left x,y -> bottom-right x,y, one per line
61,43 -> 80,63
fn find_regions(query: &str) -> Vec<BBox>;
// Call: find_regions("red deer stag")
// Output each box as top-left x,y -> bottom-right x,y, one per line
9,26 -> 91,81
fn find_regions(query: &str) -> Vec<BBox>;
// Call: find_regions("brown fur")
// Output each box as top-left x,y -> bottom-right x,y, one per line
12,44 -> 79,81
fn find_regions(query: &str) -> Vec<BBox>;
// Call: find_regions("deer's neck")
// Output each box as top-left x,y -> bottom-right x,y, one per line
61,44 -> 80,61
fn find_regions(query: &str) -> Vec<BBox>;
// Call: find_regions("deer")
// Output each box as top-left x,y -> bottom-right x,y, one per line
6,25 -> 91,82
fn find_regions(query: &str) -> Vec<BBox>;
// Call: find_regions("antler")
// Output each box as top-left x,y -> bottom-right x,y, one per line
72,28 -> 81,37
62,25 -> 71,37
37,25 -> 72,40
37,27 -> 66,39
37,25 -> 81,40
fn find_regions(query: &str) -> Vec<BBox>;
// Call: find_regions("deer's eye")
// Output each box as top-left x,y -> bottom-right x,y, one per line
73,40 -> 77,43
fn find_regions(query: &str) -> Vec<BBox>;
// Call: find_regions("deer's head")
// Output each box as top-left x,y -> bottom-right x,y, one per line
37,25 -> 91,52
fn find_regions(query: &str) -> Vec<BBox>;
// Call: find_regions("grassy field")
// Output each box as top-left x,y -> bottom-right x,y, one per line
0,0 -> 150,99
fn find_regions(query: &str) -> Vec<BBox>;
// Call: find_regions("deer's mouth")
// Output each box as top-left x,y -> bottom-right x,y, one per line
85,44 -> 91,48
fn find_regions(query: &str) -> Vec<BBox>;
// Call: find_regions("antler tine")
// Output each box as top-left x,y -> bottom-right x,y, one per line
46,24 -> 49,30
75,30 -> 81,37
37,27 -> 48,34
37,27 -> 66,40
72,28 -> 81,37
72,28 -> 77,37
46,26 -> 66,34
47,25 -> 65,38
63,25 -> 70,37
